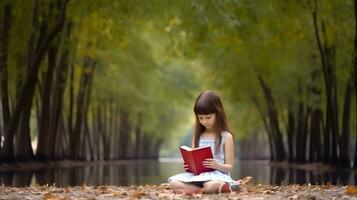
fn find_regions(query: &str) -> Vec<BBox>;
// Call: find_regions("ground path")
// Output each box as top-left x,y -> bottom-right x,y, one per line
1,183 -> 357,199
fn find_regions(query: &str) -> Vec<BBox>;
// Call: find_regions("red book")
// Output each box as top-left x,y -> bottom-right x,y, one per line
180,145 -> 214,175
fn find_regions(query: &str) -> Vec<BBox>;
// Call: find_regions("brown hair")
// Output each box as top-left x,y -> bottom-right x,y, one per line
193,91 -> 232,153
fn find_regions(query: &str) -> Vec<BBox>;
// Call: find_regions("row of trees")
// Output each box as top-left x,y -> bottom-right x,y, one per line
0,0 -> 198,162
0,0 -> 355,167
0,0 -> 72,161
164,0 -> 356,167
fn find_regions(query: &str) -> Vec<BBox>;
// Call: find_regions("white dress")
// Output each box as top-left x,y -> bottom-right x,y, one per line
168,131 -> 235,184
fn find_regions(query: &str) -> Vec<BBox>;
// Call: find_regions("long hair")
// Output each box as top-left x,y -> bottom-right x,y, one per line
193,91 -> 232,153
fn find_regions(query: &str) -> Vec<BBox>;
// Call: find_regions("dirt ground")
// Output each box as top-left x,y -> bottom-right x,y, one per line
1,183 -> 357,200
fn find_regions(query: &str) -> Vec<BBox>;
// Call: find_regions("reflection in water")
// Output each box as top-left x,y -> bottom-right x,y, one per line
0,160 -> 356,186
237,161 -> 356,186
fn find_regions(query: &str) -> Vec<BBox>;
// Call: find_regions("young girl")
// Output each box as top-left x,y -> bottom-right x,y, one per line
168,90 -> 239,194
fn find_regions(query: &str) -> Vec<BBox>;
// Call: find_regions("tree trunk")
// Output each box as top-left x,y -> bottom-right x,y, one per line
142,133 -> 150,158
152,139 -> 162,159
352,0 -> 357,169
309,108 -> 323,162
80,61 -> 94,160
295,102 -> 305,163
339,76 -> 353,168
0,3 -> 12,137
15,102 -> 34,160
91,105 -> 97,160
70,64 -> 86,159
135,113 -> 142,159
70,57 -> 94,159
312,1 -> 339,165
1,0 -> 69,161
327,45 -> 339,164
108,102 -> 116,160
101,104 -> 110,160
38,21 -> 71,160
113,107 -> 120,159
308,66 -> 323,163
84,119 -> 94,161
67,62 -> 74,157
252,95 -> 275,161
37,45 -> 58,160
54,113 -> 66,159
258,75 -> 286,161
94,105 -> 100,160
302,107 -> 310,163
287,108 -> 295,162
119,110 -> 131,159
50,26 -> 71,160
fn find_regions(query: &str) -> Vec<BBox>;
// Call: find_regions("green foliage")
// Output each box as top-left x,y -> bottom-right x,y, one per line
54,0 -> 357,144
1,0 -> 355,155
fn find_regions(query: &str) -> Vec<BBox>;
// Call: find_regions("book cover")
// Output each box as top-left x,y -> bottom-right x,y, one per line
180,145 -> 214,175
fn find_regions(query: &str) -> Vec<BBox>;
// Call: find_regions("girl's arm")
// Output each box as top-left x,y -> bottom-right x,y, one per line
191,136 -> 195,148
203,133 -> 234,173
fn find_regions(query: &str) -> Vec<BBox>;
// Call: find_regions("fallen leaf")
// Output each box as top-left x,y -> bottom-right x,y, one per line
262,190 -> 275,194
272,186 -> 279,190
346,186 -> 357,195
241,176 -> 253,185
131,191 -> 147,199
97,186 -> 107,192
43,192 -> 60,200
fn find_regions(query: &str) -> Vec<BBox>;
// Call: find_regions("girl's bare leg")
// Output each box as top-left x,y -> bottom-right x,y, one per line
169,180 -> 202,194
202,180 -> 225,194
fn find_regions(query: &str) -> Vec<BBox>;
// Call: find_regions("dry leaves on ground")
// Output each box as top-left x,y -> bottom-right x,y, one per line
1,181 -> 357,199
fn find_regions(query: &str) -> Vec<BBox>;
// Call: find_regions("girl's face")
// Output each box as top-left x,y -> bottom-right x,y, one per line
197,113 -> 216,131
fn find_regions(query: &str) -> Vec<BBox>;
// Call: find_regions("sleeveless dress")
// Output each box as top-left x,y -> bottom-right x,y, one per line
168,131 -> 235,184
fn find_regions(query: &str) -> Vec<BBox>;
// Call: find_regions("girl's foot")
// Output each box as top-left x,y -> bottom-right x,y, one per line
218,181 -> 242,193
218,182 -> 231,193
218,177 -> 252,193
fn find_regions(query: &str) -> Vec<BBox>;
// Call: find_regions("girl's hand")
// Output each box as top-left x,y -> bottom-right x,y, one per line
183,162 -> 190,172
202,158 -> 218,169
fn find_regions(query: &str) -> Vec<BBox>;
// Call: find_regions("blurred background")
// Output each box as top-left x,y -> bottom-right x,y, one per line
0,0 -> 355,186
